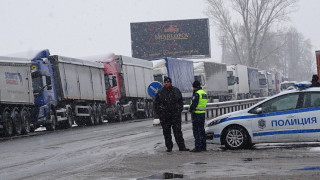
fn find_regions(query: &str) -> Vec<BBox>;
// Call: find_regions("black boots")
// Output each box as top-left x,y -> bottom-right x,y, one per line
179,148 -> 190,151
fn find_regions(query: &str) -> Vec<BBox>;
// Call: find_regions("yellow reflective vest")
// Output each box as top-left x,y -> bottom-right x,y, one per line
190,89 -> 208,114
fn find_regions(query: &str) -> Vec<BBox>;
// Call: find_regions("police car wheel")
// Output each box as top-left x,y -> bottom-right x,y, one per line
223,126 -> 249,150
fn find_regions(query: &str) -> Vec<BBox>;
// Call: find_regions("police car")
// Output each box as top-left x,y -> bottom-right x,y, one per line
205,82 -> 320,150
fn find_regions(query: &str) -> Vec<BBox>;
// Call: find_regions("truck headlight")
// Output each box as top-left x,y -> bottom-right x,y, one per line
38,105 -> 48,118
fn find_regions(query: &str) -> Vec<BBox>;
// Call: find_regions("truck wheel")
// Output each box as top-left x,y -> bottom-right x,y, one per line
129,102 -> 136,120
64,107 -> 73,129
222,126 -> 249,150
21,108 -> 30,135
30,125 -> 35,133
12,108 -> 22,135
2,108 -> 13,136
75,118 -> 85,127
93,105 -> 99,125
86,106 -> 95,126
97,105 -> 104,124
117,104 -> 123,122
46,109 -> 57,131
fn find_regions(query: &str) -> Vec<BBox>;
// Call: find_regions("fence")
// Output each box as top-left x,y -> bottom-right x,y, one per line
182,98 -> 266,121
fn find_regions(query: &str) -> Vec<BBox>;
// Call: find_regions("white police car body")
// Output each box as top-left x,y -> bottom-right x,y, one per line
205,83 -> 320,150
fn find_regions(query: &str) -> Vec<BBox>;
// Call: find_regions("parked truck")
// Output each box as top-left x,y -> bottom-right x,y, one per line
150,57 -> 194,99
194,60 -> 230,102
227,64 -> 260,99
0,57 -> 34,136
247,67 -> 260,97
227,64 -> 249,99
32,53 -> 106,130
267,71 -> 276,95
83,54 -> 154,121
8,50 -> 106,130
259,70 -> 269,97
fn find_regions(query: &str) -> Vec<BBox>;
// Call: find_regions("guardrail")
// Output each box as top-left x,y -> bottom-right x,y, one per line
182,97 -> 266,121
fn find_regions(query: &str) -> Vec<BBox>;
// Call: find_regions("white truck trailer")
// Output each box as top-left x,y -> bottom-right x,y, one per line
47,55 -> 106,127
194,61 -> 230,102
0,57 -> 34,136
227,64 -> 260,99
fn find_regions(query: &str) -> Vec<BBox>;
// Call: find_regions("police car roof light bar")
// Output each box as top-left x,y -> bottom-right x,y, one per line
293,81 -> 311,90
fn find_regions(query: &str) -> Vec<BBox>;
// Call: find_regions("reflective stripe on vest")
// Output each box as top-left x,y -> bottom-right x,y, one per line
191,89 -> 208,114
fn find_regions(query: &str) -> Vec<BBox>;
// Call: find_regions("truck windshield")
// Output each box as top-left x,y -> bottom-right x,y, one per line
259,79 -> 267,85
227,71 -> 236,86
32,73 -> 43,93
104,74 -> 111,90
154,75 -> 163,84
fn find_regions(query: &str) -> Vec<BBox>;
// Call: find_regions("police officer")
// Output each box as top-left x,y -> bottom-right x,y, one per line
189,80 -> 208,152
310,74 -> 320,87
154,77 -> 189,152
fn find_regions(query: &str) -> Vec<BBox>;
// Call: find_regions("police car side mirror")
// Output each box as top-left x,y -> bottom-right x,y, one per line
256,107 -> 263,114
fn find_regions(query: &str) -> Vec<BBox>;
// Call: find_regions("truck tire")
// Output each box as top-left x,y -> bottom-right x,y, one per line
93,105 -> 99,125
46,109 -> 57,131
30,125 -> 35,133
2,108 -> 13,136
129,102 -> 136,120
97,105 -> 104,124
12,107 -> 22,135
117,104 -> 123,122
75,118 -> 85,126
86,106 -> 95,126
64,107 -> 73,129
21,107 -> 30,135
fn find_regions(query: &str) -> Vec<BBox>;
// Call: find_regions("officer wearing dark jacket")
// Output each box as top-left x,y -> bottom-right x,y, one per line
189,80 -> 208,152
154,77 -> 189,152
310,74 -> 320,87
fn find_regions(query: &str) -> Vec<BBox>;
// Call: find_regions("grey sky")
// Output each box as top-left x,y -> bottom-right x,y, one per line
0,0 -> 319,61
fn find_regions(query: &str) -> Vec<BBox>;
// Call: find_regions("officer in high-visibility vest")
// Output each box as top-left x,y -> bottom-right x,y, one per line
189,80 -> 208,152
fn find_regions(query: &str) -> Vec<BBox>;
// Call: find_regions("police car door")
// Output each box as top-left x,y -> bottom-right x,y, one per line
297,91 -> 320,141
249,92 -> 301,143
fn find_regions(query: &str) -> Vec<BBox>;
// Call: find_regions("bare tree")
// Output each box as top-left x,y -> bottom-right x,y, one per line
284,28 -> 315,81
206,0 -> 298,67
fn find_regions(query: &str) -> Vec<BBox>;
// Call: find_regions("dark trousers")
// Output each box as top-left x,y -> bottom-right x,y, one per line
160,114 -> 186,150
191,113 -> 206,150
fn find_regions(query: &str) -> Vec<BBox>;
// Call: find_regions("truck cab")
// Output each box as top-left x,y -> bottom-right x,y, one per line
103,61 -> 121,105
259,70 -> 269,97
280,81 -> 297,91
31,58 -> 57,130
6,49 -> 59,131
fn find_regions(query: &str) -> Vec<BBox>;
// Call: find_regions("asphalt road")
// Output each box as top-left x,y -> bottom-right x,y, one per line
1,119 -> 320,180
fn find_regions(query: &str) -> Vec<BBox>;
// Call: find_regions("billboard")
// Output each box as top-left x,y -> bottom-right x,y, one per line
130,18 -> 210,59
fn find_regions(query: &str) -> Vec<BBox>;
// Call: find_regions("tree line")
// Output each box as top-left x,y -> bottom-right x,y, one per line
206,0 -> 315,81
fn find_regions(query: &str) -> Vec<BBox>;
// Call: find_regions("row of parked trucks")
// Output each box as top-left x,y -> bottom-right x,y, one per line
0,49 -> 287,136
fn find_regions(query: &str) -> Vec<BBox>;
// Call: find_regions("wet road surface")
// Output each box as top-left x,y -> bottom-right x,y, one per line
1,119 -> 320,179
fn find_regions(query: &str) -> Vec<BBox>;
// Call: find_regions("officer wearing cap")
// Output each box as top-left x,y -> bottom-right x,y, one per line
154,77 -> 189,152
189,80 -> 208,152
310,74 -> 320,87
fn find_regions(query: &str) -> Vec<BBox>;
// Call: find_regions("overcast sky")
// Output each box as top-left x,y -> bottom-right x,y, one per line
0,0 -> 319,62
